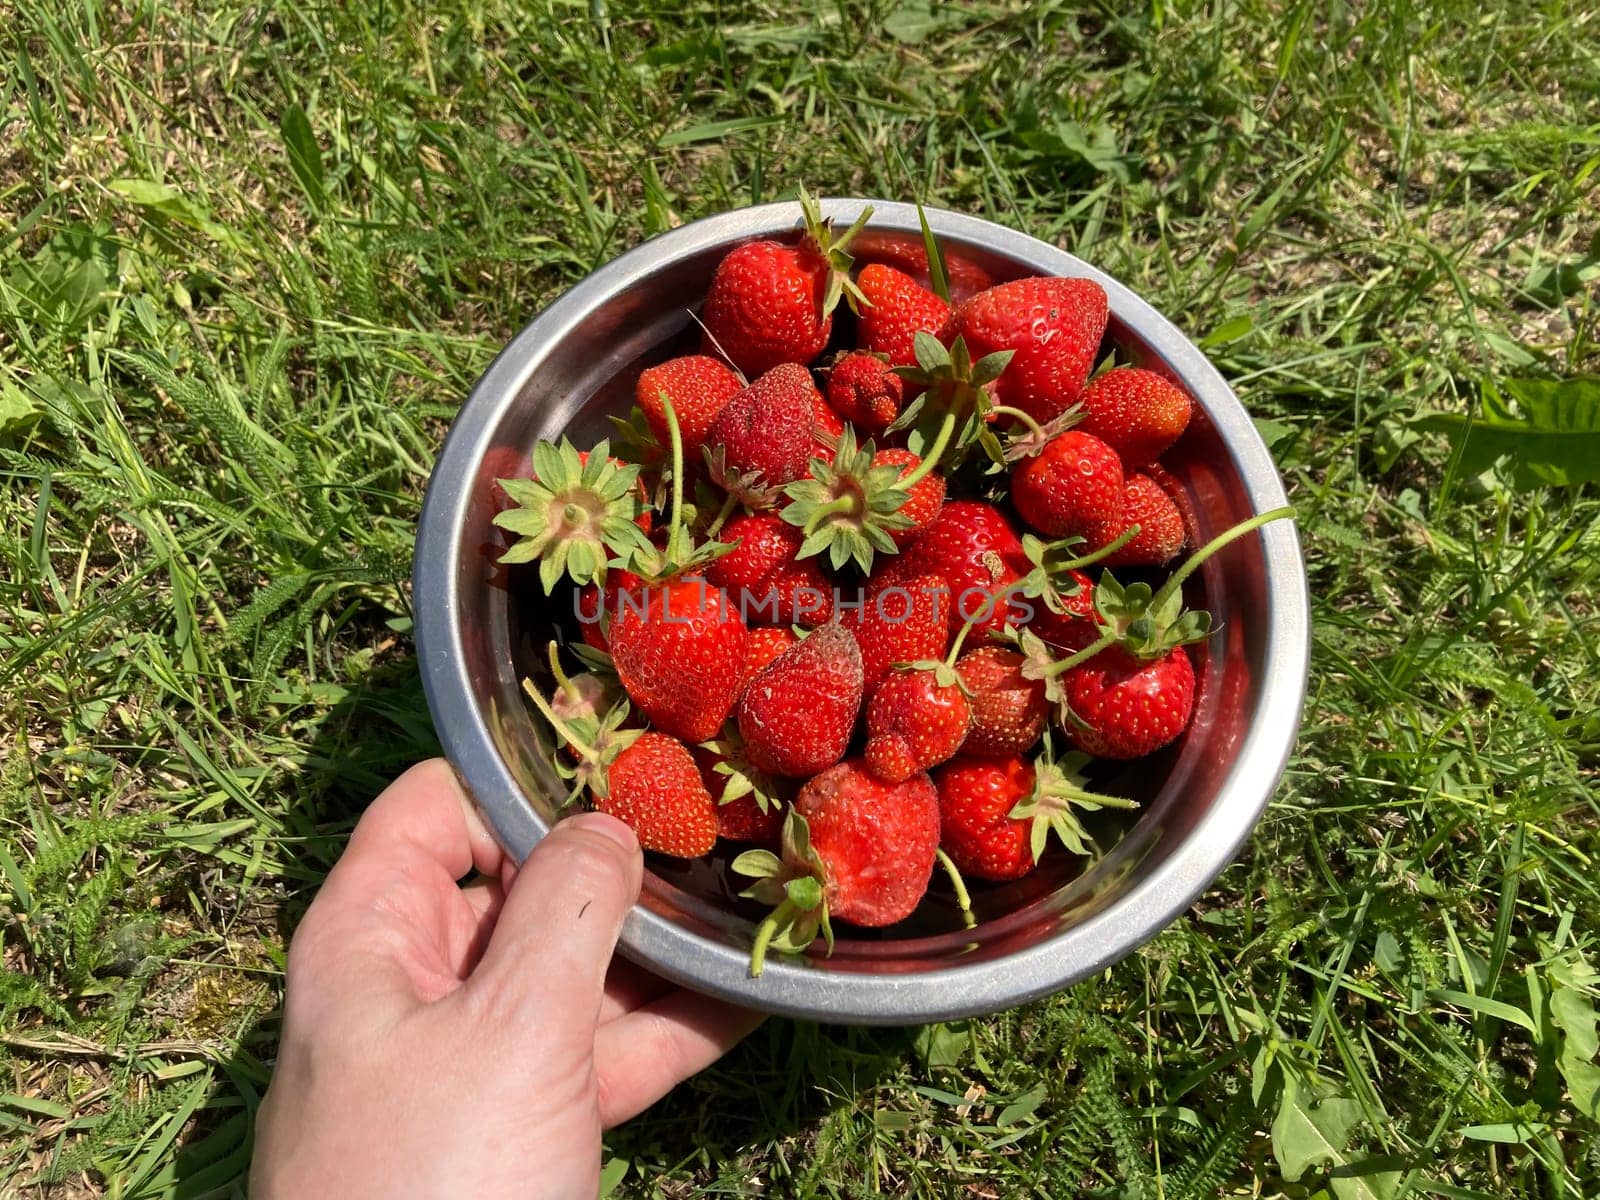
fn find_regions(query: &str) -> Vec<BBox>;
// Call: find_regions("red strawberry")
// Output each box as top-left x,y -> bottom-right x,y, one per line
610,578 -> 749,743
872,448 -> 944,545
1061,645 -> 1195,760
863,632 -> 973,783
702,189 -> 871,377
935,745 -> 1133,880
955,646 -> 1047,758
597,732 -> 718,857
856,263 -> 953,368
797,761 -> 939,925
732,762 -> 941,973
853,235 -> 996,304
706,363 -> 820,489
741,626 -> 801,692
1011,430 -> 1125,539
1081,473 -> 1185,567
890,501 -> 1030,635
933,755 -> 1035,880
841,570 -> 951,696
636,355 -> 744,459
1077,366 -> 1192,467
707,512 -> 834,626
692,741 -> 785,845
944,276 -> 1109,423
738,624 -> 863,777
826,351 -> 904,431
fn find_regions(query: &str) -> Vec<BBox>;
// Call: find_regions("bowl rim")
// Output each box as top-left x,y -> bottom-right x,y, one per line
414,198 -> 1310,1024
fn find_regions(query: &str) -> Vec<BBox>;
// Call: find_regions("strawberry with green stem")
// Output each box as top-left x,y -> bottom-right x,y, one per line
734,761 -> 941,976
1013,506 -> 1295,759
609,395 -> 748,743
864,619 -> 977,783
780,426 -> 921,574
935,735 -> 1136,881
702,186 -> 873,377
493,438 -> 654,592
520,676 -> 717,857
693,729 -> 785,844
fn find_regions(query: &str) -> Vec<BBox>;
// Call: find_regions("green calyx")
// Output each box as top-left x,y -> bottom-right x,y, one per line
1007,736 -> 1137,864
703,443 -> 783,513
698,727 -> 782,816
797,184 -> 873,319
733,810 -> 834,978
891,333 -> 1015,474
520,659 -> 639,804
781,426 -> 916,573
1010,527 -> 1141,617
493,437 -> 654,593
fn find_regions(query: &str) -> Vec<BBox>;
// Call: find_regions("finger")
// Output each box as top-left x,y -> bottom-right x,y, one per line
288,760 -> 504,1008
600,958 -> 674,1024
593,991 -> 767,1127
465,812 -> 643,1030
449,877 -> 506,980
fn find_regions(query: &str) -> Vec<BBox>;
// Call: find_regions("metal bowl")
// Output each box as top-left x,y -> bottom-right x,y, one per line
413,199 -> 1309,1025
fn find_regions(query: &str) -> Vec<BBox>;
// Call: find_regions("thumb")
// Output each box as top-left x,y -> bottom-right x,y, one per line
465,812 -> 644,1029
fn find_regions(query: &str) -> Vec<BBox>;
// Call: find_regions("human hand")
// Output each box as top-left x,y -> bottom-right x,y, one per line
251,759 -> 764,1199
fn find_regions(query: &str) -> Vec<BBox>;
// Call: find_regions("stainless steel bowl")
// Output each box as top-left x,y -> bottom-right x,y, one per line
413,199 -> 1310,1025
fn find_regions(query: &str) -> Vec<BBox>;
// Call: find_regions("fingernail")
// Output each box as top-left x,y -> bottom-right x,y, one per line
562,811 -> 639,854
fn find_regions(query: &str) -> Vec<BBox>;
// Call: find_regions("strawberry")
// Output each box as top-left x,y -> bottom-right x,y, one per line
935,742 -> 1134,881
852,235 -> 995,304
738,624 -> 863,777
636,355 -> 744,460
1081,472 -> 1185,567
519,676 -> 716,858
863,624 -> 976,783
494,437 -> 654,592
741,625 -> 801,691
1026,567 -> 1098,650
944,276 -> 1109,424
841,569 -> 952,696
889,500 -> 1030,635
707,512 -> 834,626
933,755 -> 1035,881
733,763 -> 941,973
954,646 -> 1047,758
856,264 -> 953,368
610,578 -> 749,743
1060,644 -> 1196,760
1010,430 -> 1125,540
706,362 -> 820,489
702,187 -> 871,377
597,732 -> 718,856
826,350 -> 904,431
692,737 -> 785,845
780,428 -> 925,574
1013,505 -> 1296,759
1076,366 -> 1192,467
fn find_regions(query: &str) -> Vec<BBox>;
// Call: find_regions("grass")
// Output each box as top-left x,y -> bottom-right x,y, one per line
2,0 -> 1597,1195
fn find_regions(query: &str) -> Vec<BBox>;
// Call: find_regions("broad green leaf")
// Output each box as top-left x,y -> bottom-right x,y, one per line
995,1083 -> 1046,1127
1429,988 -> 1538,1034
1330,1159 -> 1402,1200
1272,1075 -> 1363,1183
1416,377 -> 1600,491
279,104 -> 326,210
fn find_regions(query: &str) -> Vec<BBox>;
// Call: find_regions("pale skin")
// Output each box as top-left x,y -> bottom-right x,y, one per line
251,759 -> 765,1200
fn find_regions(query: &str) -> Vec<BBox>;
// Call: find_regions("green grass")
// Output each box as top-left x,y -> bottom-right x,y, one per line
3,0 -> 1598,1195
